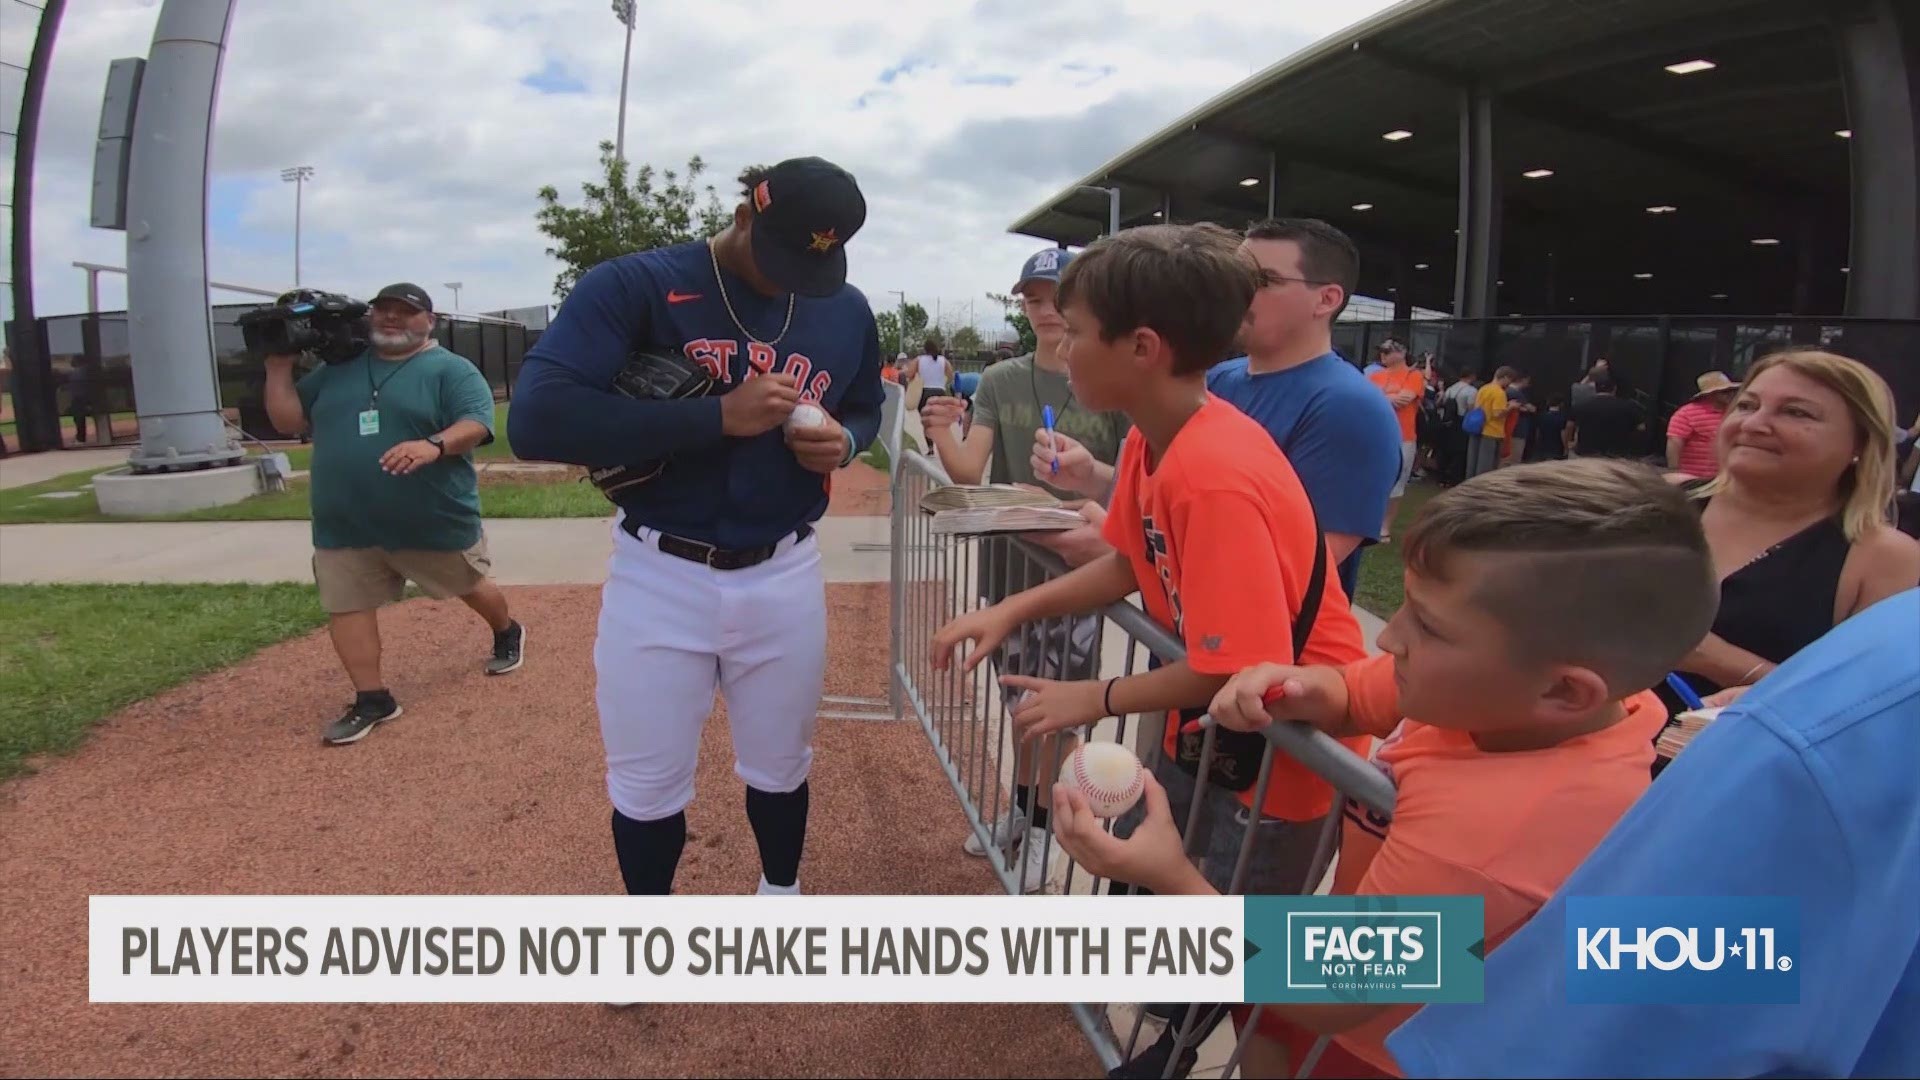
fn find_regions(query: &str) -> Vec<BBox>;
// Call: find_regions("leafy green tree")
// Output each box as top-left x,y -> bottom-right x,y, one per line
536,142 -> 730,301
988,292 -> 1036,354
875,302 -> 931,357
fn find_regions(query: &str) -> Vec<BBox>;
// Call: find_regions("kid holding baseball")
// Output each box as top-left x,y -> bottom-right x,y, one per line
1054,458 -> 1720,1078
929,222 -> 1373,896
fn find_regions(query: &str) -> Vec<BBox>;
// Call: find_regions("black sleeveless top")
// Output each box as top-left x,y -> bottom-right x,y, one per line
1656,485 -> 1851,716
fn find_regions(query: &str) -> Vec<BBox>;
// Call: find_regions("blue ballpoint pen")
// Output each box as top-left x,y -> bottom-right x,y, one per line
1664,672 -> 1705,711
1042,405 -> 1059,476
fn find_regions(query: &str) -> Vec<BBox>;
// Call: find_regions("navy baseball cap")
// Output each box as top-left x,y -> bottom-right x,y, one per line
372,282 -> 433,312
749,157 -> 867,298
1012,247 -> 1074,294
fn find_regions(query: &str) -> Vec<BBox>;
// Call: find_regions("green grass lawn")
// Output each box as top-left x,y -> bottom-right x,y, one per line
1351,480 -> 1442,618
858,432 -> 921,475
0,583 -> 328,779
0,403 -> 615,524
0,466 -> 610,524
0,410 -> 138,438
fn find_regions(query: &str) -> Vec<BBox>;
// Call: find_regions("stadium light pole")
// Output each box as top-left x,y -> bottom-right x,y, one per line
443,281 -> 463,310
612,0 -> 637,163
280,165 -> 314,286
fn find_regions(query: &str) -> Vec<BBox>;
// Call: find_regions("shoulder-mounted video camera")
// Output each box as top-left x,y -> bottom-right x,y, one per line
238,289 -> 371,365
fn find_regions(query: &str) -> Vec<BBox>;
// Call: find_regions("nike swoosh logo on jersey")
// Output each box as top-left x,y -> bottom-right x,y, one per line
667,290 -> 703,304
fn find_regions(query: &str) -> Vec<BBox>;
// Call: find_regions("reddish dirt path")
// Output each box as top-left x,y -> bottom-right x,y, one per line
0,582 -> 1098,1078
826,460 -> 891,517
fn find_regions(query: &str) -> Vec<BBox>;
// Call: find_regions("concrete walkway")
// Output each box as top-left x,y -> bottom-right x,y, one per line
0,447 -> 131,490
0,515 -> 893,586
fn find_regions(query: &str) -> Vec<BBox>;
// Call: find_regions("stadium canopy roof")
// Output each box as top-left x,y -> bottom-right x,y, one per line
1008,0 -> 1911,320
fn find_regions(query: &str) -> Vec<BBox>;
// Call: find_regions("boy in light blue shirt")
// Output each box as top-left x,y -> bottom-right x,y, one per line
1387,588 -> 1920,1079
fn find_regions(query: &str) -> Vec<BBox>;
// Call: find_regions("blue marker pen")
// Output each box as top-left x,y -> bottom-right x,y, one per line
1664,672 -> 1705,711
1042,405 -> 1059,476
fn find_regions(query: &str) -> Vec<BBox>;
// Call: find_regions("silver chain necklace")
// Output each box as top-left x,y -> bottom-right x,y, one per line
707,238 -> 795,347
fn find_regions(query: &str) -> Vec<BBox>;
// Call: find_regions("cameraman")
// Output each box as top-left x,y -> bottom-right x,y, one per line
262,282 -> 527,746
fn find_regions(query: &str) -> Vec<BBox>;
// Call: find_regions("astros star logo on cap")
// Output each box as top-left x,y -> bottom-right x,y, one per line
808,228 -> 840,253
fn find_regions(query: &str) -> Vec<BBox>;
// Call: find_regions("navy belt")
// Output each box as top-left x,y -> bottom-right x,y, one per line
622,518 -> 812,571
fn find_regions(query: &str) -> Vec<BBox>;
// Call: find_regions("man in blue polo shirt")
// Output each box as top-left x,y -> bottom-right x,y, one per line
1209,219 -> 1402,601
1387,587 -> 1920,1078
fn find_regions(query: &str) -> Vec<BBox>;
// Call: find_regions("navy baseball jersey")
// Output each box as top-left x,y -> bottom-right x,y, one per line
510,240 -> 884,548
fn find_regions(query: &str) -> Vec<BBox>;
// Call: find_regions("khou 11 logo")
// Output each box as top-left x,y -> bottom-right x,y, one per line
1566,896 -> 1800,1004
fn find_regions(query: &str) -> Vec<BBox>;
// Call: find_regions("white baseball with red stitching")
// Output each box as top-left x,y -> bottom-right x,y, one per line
785,403 -> 827,431
1063,742 -> 1145,819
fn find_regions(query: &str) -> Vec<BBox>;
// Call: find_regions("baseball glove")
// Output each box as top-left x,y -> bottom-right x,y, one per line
586,348 -> 715,498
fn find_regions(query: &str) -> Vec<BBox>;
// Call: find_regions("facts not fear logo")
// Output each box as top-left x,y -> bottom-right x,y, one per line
1566,896 -> 1800,1004
1242,895 -> 1484,1005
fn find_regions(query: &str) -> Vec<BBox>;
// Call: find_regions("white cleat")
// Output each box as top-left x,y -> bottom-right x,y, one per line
1007,827 -> 1052,894
963,809 -> 1028,857
756,875 -> 801,896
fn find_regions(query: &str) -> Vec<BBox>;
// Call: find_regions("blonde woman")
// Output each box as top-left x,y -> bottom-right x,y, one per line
1657,349 -> 1920,725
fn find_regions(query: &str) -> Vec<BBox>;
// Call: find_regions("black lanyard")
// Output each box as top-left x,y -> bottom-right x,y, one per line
1028,358 -> 1076,422
366,353 -> 416,409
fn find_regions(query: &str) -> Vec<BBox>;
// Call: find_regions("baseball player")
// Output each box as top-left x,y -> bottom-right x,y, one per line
509,158 -> 883,897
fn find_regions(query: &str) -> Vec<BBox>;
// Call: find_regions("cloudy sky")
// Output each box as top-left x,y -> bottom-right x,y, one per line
8,0 -> 1393,331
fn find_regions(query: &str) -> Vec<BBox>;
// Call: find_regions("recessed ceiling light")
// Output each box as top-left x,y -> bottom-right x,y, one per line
1522,168 -> 1554,179
1239,177 -> 1260,187
1351,202 -> 1374,211
1382,130 -> 1413,141
1752,237 -> 1780,245
1841,266 -> 1850,273
1497,279 -> 1505,286
1634,272 -> 1654,280
1835,129 -> 1852,138
1414,262 -> 1430,270
1711,292 -> 1729,299
1665,59 -> 1716,75
1646,205 -> 1678,214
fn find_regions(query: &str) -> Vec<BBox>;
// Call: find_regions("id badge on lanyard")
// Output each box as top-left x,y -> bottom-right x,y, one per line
358,409 -> 380,436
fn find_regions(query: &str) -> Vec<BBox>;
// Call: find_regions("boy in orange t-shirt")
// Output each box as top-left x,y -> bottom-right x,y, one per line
1054,458 -> 1721,1079
930,222 -> 1372,888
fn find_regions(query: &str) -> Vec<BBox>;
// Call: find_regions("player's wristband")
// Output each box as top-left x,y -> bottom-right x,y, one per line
839,428 -> 859,468
1102,677 -> 1119,718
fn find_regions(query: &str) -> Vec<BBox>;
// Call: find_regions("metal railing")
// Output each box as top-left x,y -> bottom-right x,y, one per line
889,447 -> 1397,1076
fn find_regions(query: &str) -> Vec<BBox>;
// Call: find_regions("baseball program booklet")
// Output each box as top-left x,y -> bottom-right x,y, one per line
918,484 -> 1085,536
1655,705 -> 1724,760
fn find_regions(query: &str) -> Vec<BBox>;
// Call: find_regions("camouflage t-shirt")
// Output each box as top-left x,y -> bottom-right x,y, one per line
970,354 -> 1130,602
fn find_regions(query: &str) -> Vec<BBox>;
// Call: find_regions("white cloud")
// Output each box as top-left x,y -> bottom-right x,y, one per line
16,0 -> 1394,331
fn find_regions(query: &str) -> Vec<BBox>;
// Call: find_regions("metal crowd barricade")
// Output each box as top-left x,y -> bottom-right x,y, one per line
890,447 -> 1398,1077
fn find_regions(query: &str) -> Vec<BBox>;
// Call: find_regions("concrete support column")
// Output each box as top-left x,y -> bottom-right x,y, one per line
1452,85 -> 1503,319
1837,0 -> 1920,318
125,0 -> 244,472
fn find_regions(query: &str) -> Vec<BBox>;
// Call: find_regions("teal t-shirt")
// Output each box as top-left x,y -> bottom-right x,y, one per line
296,346 -> 496,551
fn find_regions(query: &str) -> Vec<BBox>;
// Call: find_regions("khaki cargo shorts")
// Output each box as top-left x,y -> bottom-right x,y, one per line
312,536 -> 492,614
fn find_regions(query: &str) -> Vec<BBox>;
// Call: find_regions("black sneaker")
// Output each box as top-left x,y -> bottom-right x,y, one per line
1108,1028 -> 1200,1080
486,620 -> 526,676
324,697 -> 402,745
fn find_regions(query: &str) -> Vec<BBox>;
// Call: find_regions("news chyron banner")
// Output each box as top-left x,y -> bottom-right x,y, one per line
91,895 -> 1487,1005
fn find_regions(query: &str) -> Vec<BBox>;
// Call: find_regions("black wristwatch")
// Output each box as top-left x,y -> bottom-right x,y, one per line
426,435 -> 446,459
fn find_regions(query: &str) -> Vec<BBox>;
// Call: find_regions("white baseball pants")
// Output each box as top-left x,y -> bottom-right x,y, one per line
594,518 -> 827,822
